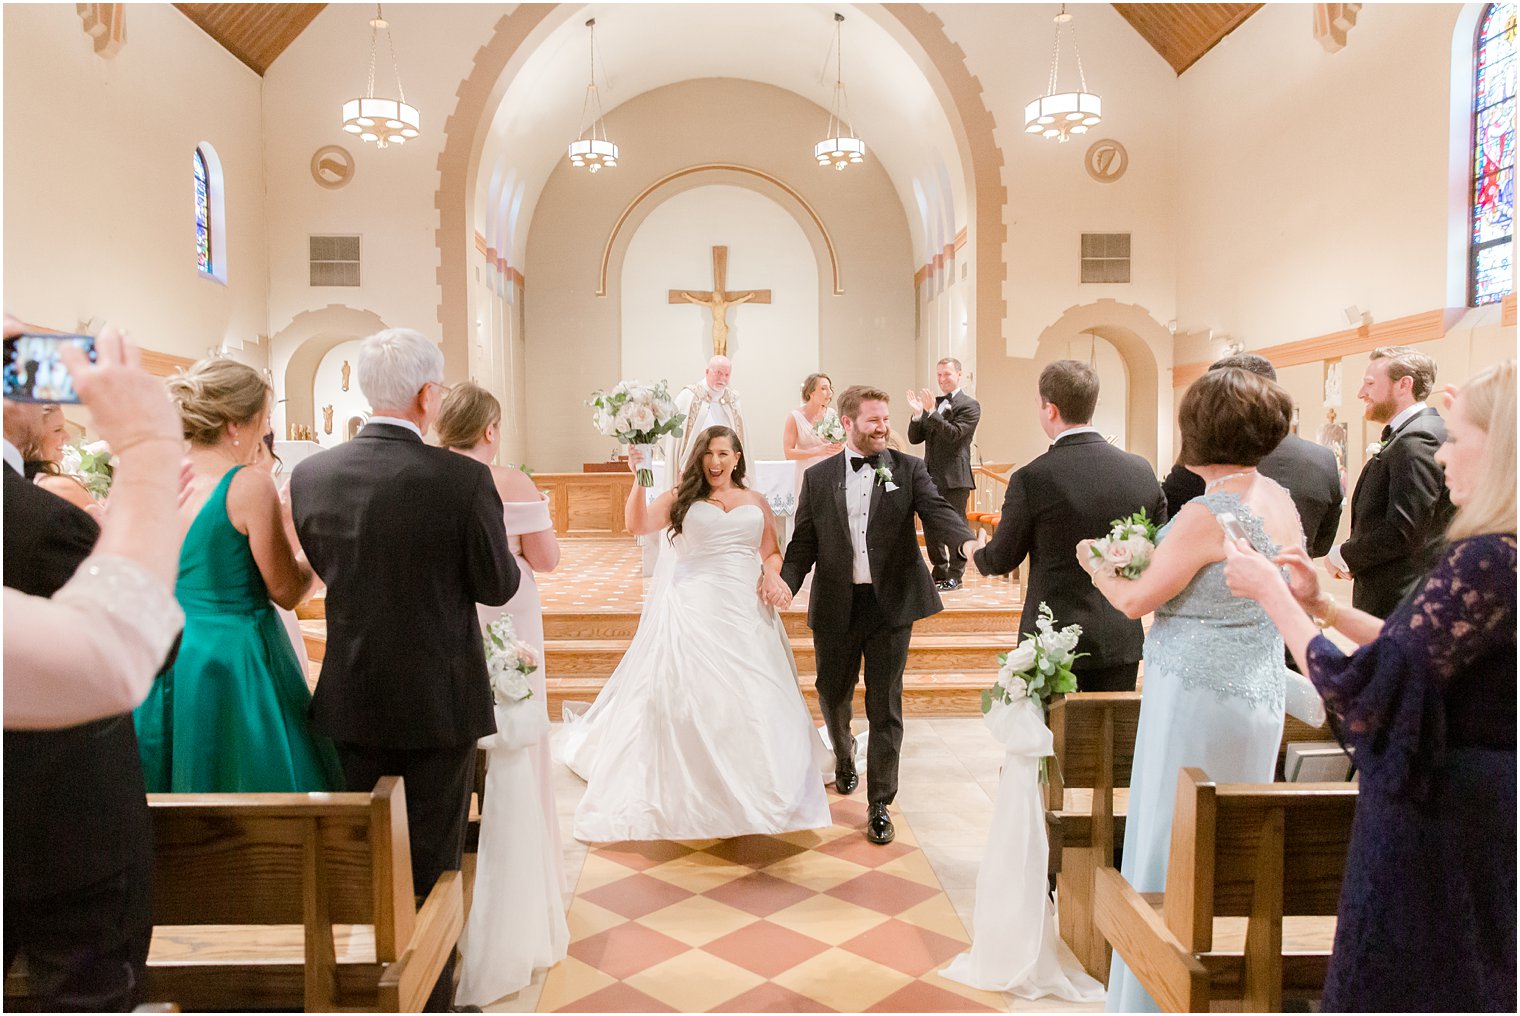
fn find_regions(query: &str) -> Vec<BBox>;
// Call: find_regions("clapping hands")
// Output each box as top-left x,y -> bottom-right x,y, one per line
904,388 -> 939,416
757,572 -> 793,609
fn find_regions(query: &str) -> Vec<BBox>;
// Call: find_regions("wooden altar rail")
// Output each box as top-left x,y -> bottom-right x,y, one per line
533,472 -> 635,537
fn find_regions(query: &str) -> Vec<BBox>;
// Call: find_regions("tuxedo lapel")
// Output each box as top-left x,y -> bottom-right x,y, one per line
833,453 -> 851,537
868,455 -> 887,519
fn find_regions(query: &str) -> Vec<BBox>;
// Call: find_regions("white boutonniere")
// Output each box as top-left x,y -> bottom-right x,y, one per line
1365,440 -> 1386,459
873,464 -> 894,487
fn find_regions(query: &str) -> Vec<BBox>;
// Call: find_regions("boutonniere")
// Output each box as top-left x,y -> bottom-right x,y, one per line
1365,440 -> 1386,459
873,464 -> 894,488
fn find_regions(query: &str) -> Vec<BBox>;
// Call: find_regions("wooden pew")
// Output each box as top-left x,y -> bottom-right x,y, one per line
144,777 -> 463,1012
1046,693 -> 1335,981
1093,767 -> 1356,1012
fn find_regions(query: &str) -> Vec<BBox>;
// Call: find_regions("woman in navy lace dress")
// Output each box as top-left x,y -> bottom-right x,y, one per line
1226,360 -> 1516,1012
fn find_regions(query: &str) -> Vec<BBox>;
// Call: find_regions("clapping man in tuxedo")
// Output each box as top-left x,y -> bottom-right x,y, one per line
974,360 -> 1167,692
1329,346 -> 1455,616
907,357 -> 981,591
783,385 -> 974,845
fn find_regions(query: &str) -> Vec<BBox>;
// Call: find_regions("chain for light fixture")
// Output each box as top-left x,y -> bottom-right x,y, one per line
1024,4 -> 1102,143
568,18 -> 619,173
815,13 -> 865,171
341,4 -> 420,148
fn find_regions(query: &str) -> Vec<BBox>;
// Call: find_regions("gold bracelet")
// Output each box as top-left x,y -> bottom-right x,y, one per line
1310,594 -> 1339,629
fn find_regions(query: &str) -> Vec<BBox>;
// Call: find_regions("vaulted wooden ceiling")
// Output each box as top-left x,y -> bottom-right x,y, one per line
171,3 -> 1261,81
1112,3 -> 1264,75
173,3 -> 326,75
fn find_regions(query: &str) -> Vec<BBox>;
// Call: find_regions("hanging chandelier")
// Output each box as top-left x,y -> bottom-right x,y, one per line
341,4 -> 419,148
568,18 -> 618,173
815,12 -> 865,171
1024,5 -> 1102,143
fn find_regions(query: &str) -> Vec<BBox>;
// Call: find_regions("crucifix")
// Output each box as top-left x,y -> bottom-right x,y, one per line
668,245 -> 772,357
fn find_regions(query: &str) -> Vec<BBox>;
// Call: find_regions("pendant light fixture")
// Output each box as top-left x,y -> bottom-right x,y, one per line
815,13 -> 865,171
341,4 -> 420,148
1024,4 -> 1102,143
567,18 -> 619,173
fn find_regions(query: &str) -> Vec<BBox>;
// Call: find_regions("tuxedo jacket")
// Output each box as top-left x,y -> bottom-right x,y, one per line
1343,407 -> 1455,617
1162,433 -> 1344,558
291,424 -> 518,749
907,391 -> 981,494
3,464 -> 152,899
782,449 -> 973,633
975,433 -> 1167,668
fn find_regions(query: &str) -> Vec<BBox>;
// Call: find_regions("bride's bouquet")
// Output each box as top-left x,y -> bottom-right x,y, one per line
1086,508 -> 1160,580
60,440 -> 115,500
484,615 -> 537,706
588,379 -> 684,487
813,408 -> 845,444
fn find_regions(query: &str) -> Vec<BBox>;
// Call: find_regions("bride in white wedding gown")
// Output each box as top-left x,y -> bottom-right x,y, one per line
557,426 -> 833,842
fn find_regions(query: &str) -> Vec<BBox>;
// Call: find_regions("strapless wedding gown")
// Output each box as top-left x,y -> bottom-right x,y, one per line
557,500 -> 832,841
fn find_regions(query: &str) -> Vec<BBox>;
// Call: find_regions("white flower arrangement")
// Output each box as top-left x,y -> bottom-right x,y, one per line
59,440 -> 114,500
814,409 -> 845,444
588,379 -> 684,487
1087,508 -> 1160,580
982,603 -> 1084,715
483,615 -> 537,707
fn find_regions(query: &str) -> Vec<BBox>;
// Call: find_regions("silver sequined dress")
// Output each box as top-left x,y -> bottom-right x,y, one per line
1107,492 -> 1288,1014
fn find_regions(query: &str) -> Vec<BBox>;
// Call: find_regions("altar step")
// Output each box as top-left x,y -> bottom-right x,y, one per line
539,605 -> 1018,641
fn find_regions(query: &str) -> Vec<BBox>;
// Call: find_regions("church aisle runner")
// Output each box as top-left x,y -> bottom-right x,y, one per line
536,793 -> 1006,1013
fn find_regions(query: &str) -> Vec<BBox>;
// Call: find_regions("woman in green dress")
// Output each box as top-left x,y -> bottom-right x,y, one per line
135,358 -> 341,792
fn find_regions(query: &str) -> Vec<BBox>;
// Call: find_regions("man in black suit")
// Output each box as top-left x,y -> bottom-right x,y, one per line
1330,345 -> 1455,617
1161,354 -> 1343,558
291,328 -> 518,1011
3,400 -> 153,1012
907,357 -> 981,591
974,360 -> 1167,693
782,385 -> 974,845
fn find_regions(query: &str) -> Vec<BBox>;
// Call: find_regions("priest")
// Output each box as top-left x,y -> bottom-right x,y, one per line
668,355 -> 747,477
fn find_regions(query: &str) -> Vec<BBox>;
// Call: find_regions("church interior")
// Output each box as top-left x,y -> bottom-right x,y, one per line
4,2 -> 1516,1013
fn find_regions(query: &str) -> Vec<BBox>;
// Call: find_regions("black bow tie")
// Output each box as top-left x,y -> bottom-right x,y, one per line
850,454 -> 882,472
936,394 -> 952,404
1381,424 -> 1394,442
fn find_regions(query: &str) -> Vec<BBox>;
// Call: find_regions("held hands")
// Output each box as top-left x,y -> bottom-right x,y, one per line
960,539 -> 978,563
757,572 -> 793,609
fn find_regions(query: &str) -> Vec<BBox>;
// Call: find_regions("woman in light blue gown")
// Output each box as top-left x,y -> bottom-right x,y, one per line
1078,368 -> 1305,1013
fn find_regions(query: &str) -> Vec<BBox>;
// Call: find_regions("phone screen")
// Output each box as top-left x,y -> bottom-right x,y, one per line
1216,510 -> 1249,546
3,333 -> 96,404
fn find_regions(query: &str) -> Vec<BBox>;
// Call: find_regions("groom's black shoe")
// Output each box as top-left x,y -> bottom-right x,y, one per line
835,753 -> 859,795
867,804 -> 895,845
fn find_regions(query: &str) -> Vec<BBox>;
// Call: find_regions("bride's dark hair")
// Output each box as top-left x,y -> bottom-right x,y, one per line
668,426 -> 748,537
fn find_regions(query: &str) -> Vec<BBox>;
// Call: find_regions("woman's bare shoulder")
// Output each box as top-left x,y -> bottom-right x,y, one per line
491,463 -> 541,502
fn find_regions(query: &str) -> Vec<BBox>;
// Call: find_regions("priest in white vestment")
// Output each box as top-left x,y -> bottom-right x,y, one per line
666,355 -> 747,480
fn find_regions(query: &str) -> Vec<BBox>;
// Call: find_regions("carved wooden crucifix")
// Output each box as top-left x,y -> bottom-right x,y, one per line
668,245 -> 772,357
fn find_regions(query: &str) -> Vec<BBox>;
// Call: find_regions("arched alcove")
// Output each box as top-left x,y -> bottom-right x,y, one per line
268,305 -> 389,440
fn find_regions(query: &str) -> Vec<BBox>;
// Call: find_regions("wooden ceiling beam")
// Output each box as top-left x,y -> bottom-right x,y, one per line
1112,3 -> 1263,76
173,3 -> 326,76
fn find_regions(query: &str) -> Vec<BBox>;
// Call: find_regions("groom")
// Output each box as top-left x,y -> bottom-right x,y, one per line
782,385 -> 975,844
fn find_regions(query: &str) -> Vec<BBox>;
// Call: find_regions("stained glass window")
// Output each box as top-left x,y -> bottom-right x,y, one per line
1472,3 -> 1516,306
194,148 -> 212,275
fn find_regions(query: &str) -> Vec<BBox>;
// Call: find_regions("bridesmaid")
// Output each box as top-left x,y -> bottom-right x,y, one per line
135,359 -> 341,792
436,383 -> 568,1006
782,372 -> 844,497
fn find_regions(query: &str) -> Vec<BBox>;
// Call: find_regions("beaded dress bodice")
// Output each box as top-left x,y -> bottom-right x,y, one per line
1145,492 -> 1286,710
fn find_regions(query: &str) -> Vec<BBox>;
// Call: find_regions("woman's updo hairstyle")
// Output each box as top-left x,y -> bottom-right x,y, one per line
801,372 -> 832,402
435,382 -> 502,450
166,358 -> 270,447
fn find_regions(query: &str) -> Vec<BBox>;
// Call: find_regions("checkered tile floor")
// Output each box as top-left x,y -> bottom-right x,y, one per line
535,792 -> 1007,1013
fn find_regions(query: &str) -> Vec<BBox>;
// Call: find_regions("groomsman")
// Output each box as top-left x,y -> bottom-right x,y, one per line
974,360 -> 1167,692
907,357 -> 981,591
1161,354 -> 1343,558
1330,345 -> 1454,617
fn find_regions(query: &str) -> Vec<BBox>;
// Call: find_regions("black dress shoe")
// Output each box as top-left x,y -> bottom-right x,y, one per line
835,751 -> 859,795
867,804 -> 895,844
936,577 -> 963,592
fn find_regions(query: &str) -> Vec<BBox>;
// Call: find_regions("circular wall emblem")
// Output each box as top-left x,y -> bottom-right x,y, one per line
310,145 -> 356,190
1084,139 -> 1129,184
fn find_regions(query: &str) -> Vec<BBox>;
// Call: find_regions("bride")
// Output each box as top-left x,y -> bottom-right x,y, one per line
557,426 -> 833,842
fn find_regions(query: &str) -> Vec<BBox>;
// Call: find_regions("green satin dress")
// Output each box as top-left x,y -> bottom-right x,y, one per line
135,466 -> 342,793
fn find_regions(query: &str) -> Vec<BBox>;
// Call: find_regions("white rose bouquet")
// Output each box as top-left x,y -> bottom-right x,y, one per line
60,440 -> 115,500
483,615 -> 537,706
588,379 -> 684,487
1086,508 -> 1160,580
982,602 -> 1083,715
814,408 -> 845,444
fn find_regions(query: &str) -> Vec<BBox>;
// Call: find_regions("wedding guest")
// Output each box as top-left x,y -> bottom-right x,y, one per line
907,357 -> 982,591
1224,360 -> 1516,1013
976,360 -> 1167,691
1079,367 -> 1301,1013
135,358 -> 342,793
291,328 -> 517,1011
782,372 -> 844,496
1161,354 -> 1342,557
436,383 -> 568,1006
20,403 -> 97,512
4,322 -> 183,1013
1329,346 -> 1455,616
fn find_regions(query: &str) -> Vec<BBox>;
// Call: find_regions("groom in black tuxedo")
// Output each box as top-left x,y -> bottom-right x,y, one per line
782,385 -> 974,844
291,328 -> 517,1011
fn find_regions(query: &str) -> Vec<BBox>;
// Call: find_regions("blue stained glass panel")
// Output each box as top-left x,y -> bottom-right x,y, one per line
1476,44 -> 1515,106
1474,168 -> 1514,245
1471,4 -> 1516,306
1475,242 -> 1513,305
194,149 -> 211,274
1474,98 -> 1515,174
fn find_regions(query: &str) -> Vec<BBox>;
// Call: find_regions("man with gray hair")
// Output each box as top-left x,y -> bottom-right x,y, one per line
291,327 -> 517,1011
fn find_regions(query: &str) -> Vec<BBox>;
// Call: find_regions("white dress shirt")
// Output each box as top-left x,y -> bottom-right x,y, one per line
1053,426 -> 1102,443
1386,401 -> 1429,436
365,415 -> 423,438
937,388 -> 963,415
845,447 -> 876,583
3,438 -> 24,476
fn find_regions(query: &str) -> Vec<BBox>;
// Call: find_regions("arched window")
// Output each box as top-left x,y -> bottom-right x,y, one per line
194,147 -> 213,275
1471,2 -> 1516,306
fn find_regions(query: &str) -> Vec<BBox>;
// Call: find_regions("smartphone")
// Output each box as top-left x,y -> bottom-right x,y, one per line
1216,510 -> 1250,546
2,333 -> 96,404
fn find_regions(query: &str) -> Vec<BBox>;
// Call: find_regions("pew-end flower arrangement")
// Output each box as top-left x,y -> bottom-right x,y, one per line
981,602 -> 1083,780
588,379 -> 684,487
1087,508 -> 1159,579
